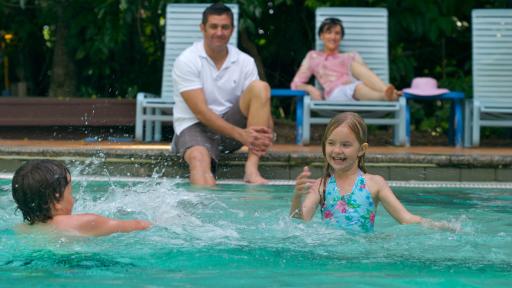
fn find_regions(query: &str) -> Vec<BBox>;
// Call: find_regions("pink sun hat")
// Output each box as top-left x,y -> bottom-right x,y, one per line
403,77 -> 449,96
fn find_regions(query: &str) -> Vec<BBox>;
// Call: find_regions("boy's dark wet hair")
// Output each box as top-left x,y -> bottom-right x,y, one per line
202,2 -> 234,27
318,17 -> 345,39
11,160 -> 70,225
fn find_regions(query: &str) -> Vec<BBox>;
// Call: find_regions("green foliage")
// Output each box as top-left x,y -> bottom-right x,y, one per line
1,0 -> 164,98
0,0 -> 510,138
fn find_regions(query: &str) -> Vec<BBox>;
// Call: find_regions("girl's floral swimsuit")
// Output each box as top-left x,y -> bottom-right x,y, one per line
320,171 -> 376,233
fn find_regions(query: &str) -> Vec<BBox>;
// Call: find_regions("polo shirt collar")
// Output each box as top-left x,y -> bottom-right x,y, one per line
197,40 -> 239,67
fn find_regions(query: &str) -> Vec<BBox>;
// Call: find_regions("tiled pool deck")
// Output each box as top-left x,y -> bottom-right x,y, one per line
0,140 -> 511,182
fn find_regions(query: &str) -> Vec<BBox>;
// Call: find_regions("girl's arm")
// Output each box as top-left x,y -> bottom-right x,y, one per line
290,167 -> 321,221
371,175 -> 422,224
371,175 -> 459,231
75,214 -> 151,236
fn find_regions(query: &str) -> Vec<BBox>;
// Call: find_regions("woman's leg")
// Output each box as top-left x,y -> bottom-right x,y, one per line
353,83 -> 387,101
351,61 -> 399,100
351,61 -> 388,91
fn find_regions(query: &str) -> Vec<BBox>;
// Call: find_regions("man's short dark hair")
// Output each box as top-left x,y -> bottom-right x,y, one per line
202,2 -> 234,27
318,17 -> 345,39
11,160 -> 70,225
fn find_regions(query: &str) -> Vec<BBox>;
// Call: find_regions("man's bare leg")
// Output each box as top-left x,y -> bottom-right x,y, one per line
184,146 -> 216,186
239,80 -> 272,184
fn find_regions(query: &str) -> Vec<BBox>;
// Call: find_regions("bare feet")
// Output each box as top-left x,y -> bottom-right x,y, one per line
243,170 -> 269,184
384,85 -> 398,101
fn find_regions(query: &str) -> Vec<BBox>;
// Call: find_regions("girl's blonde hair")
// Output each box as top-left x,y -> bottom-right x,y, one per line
319,112 -> 368,204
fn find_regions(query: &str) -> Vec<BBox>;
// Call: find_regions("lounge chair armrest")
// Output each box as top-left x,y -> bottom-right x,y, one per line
137,92 -> 160,101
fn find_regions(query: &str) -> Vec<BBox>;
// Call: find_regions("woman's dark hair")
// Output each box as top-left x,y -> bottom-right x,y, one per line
11,160 -> 70,225
202,2 -> 234,27
318,17 -> 345,39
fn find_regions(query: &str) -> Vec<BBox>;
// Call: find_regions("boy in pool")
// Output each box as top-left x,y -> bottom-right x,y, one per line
11,159 -> 151,236
290,112 -> 455,233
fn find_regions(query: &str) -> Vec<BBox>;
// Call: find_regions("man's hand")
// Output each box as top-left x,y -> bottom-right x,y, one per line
241,126 -> 273,156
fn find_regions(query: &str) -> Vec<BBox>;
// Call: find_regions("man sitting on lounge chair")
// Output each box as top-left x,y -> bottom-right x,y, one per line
171,2 -> 273,186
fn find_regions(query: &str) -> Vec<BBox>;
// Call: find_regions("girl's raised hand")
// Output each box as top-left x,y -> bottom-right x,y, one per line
294,166 -> 317,196
291,166 -> 321,220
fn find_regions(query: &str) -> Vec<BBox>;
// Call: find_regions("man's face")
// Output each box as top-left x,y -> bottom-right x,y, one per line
201,14 -> 233,51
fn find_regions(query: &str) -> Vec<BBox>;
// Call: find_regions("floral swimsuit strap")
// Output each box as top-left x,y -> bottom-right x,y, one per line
321,171 -> 376,233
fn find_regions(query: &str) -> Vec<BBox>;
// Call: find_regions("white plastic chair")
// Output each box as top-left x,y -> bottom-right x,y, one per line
135,3 -> 239,141
465,9 -> 512,147
301,7 -> 406,145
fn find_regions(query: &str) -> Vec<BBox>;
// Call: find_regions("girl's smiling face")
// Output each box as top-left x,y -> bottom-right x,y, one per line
325,124 -> 367,172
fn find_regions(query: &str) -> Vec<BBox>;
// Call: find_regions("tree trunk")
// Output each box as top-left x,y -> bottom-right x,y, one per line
49,4 -> 76,97
239,28 -> 267,81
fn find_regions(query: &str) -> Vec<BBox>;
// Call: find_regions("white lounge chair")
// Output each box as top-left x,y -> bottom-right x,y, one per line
465,9 -> 512,147
135,3 -> 239,141
300,7 -> 406,145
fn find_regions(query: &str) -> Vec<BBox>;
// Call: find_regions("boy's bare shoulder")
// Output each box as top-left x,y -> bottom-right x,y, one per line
51,214 -> 106,232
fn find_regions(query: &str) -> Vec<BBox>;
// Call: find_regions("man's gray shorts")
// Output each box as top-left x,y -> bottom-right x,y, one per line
171,100 -> 247,165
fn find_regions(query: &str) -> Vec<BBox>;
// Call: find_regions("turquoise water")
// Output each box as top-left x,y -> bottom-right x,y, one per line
0,177 -> 511,287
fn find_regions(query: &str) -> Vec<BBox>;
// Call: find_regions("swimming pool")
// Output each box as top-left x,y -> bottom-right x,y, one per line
0,176 -> 511,287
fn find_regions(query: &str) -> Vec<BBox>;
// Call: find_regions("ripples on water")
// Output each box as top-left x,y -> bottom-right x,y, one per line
0,171 -> 511,287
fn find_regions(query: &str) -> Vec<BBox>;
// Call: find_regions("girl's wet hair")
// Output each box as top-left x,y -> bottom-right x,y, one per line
318,112 -> 368,204
11,160 -> 70,225
318,17 -> 345,38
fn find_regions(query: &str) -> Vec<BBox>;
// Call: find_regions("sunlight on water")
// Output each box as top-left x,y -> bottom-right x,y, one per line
0,169 -> 511,287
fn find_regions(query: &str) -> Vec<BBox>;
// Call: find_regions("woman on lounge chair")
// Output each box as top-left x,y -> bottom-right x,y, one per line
291,17 -> 401,102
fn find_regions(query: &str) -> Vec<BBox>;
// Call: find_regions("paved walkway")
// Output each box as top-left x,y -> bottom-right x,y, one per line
1,139 -> 512,156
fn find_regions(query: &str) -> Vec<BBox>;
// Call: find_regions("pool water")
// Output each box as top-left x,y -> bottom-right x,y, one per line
0,177 -> 511,287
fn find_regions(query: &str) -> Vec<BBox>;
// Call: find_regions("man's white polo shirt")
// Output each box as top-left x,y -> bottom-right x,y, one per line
172,40 -> 259,135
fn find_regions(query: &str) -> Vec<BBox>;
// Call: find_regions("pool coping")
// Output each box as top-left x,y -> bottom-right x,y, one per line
1,172 -> 511,189
0,140 -> 511,182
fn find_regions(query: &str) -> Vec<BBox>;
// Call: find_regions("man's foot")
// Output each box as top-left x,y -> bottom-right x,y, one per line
243,171 -> 269,184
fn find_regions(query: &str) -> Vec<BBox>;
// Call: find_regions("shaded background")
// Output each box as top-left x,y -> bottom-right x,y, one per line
1,0 -> 511,141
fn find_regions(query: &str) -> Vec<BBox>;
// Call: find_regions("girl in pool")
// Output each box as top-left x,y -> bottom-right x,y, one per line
290,112 -> 451,233
290,17 -> 400,102
11,159 -> 151,236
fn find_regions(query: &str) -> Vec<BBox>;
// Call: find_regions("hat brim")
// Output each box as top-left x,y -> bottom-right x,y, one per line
402,88 -> 449,96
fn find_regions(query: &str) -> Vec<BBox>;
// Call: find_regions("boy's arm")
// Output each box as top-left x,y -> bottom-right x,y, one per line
75,214 -> 151,236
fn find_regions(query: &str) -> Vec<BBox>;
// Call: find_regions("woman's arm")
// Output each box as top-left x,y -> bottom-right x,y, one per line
290,51 -> 323,100
293,84 -> 323,100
